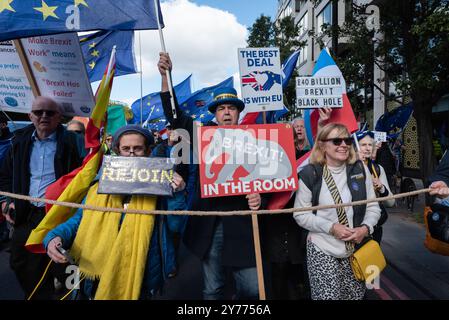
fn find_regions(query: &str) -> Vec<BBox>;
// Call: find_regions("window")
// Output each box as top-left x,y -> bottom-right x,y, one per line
316,2 -> 332,33
297,11 -> 308,37
298,43 -> 308,64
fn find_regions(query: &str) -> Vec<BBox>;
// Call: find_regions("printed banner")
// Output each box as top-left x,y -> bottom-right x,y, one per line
296,76 -> 344,109
0,40 -> 34,113
198,124 -> 298,198
238,48 -> 283,112
20,33 -> 95,116
98,156 -> 174,196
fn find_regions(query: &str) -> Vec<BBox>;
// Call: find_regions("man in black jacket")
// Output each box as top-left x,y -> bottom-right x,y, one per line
0,96 -> 82,299
158,53 -> 264,300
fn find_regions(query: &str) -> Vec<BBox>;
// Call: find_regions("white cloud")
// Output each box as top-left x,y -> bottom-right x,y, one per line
136,0 -> 248,90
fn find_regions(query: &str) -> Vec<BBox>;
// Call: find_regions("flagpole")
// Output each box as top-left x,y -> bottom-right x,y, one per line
256,111 -> 267,300
139,31 -> 144,126
153,0 -> 177,119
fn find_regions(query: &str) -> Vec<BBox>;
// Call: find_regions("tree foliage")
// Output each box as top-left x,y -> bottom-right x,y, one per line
247,14 -> 275,48
314,0 -> 449,179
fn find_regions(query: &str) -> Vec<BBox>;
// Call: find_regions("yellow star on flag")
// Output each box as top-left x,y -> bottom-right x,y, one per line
74,0 -> 88,7
34,0 -> 59,20
89,42 -> 96,49
90,49 -> 99,57
199,114 -> 205,119
89,61 -> 95,69
0,0 -> 15,13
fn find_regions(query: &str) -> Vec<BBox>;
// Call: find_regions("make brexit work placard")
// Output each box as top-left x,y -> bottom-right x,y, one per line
198,123 -> 298,198
98,156 -> 175,196
296,76 -> 344,109
20,33 -> 95,117
238,48 -> 283,112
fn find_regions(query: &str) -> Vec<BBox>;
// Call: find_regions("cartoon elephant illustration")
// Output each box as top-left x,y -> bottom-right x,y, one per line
204,128 -> 292,184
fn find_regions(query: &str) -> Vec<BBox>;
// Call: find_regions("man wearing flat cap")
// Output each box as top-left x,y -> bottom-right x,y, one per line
157,53 -> 264,300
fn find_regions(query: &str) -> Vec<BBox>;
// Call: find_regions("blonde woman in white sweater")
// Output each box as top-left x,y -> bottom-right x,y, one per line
294,123 -> 381,300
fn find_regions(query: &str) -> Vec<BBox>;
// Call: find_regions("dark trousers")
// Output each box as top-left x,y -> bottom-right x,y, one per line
270,261 -> 309,300
9,207 -> 61,300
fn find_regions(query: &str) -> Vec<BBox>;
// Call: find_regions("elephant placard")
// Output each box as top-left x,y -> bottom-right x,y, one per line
198,124 -> 298,198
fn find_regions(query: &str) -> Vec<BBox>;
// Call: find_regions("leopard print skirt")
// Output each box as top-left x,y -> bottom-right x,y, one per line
307,241 -> 365,300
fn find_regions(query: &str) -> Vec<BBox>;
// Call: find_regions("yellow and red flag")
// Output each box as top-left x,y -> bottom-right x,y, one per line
26,48 -> 117,253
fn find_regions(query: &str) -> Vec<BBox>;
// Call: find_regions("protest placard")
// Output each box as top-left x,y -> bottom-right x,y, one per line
19,33 -> 95,116
238,48 -> 283,112
198,123 -> 298,198
296,75 -> 345,109
0,40 -> 34,113
98,156 -> 175,196
373,131 -> 387,143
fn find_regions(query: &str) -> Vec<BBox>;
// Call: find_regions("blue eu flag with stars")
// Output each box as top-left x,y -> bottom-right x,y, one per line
131,75 -> 192,125
0,0 -> 164,42
80,30 -> 137,83
180,76 -> 234,123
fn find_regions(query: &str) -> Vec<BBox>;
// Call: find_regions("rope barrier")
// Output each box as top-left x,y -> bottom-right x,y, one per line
0,187 -> 432,216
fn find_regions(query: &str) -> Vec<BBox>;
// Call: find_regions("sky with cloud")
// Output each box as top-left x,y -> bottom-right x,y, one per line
103,0 -> 277,107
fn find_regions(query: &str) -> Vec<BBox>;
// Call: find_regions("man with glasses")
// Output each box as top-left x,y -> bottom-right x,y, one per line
0,96 -> 82,299
43,124 -> 186,299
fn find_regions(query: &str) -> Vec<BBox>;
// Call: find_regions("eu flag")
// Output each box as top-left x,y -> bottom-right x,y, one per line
80,30 -> 137,83
0,0 -> 164,42
180,76 -> 234,123
375,103 -> 413,133
146,116 -> 168,132
131,74 -> 192,125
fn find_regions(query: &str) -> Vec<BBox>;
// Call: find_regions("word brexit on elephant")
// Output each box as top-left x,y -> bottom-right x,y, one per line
198,124 -> 298,198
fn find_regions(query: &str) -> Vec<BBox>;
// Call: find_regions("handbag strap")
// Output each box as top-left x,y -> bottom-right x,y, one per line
323,165 -> 354,253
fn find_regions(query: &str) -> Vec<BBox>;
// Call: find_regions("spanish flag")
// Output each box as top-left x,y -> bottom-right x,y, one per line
26,48 -> 117,253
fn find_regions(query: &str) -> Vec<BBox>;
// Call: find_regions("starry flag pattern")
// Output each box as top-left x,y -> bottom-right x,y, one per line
80,30 -> 137,83
375,102 -> 413,134
0,0 -> 164,42
131,74 -> 192,125
180,76 -> 234,123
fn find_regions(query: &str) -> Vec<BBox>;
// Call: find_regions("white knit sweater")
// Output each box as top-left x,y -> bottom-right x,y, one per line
294,164 -> 381,258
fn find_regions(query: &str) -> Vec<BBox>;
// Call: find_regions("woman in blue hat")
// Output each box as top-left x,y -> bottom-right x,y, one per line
356,131 -> 395,243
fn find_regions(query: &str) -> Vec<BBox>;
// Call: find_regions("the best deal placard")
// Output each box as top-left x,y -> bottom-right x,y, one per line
238,48 -> 283,112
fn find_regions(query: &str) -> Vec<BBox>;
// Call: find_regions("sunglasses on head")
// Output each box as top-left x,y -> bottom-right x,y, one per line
31,110 -> 58,117
321,137 -> 353,146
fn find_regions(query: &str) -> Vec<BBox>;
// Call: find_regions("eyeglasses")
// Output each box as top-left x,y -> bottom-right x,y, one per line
321,137 -> 353,146
31,110 -> 58,117
119,146 -> 146,156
